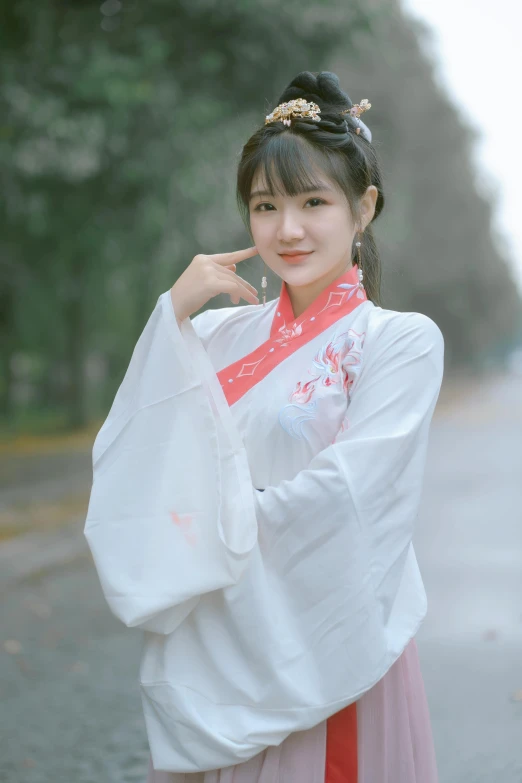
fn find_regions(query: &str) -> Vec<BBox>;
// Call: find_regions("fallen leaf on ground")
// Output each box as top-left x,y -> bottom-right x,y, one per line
4,639 -> 22,654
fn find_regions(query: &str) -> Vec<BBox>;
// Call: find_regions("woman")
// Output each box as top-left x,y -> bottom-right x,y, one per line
85,71 -> 443,782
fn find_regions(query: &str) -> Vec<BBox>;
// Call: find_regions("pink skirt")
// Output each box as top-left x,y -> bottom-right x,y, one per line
146,636 -> 438,783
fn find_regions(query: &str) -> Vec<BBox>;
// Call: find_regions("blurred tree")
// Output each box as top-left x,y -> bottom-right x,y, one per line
0,0 -> 519,431
328,6 -> 520,367
0,0 -> 376,428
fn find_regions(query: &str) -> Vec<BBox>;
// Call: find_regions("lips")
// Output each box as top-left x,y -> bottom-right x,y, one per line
278,251 -> 313,264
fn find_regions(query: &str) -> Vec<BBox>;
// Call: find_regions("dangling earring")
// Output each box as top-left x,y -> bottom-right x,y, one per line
355,229 -> 365,297
261,258 -> 267,306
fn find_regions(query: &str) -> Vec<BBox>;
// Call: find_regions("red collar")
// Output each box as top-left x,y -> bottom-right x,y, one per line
270,263 -> 367,341
218,263 -> 367,406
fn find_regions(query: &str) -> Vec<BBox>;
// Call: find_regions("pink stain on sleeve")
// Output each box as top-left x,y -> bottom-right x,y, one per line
170,511 -> 197,547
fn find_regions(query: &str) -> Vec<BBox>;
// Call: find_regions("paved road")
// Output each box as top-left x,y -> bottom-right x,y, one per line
1,372 -> 521,782
415,371 -> 522,783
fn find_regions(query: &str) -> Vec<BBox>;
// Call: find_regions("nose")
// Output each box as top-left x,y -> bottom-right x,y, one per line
276,209 -> 306,243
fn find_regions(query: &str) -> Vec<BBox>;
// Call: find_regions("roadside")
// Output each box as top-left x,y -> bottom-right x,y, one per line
0,425 -> 98,592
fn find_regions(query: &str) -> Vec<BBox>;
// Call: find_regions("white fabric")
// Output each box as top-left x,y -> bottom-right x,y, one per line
84,289 -> 444,773
146,713 -> 327,783
145,636 -> 439,783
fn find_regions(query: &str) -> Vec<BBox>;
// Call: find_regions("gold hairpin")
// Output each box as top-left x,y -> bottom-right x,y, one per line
265,98 -> 321,127
264,97 -> 371,135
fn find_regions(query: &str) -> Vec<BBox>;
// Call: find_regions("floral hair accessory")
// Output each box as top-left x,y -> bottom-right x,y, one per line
340,99 -> 372,135
264,96 -> 372,139
265,98 -> 321,127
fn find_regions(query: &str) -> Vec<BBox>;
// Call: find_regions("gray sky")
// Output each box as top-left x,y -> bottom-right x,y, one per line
401,0 -> 522,294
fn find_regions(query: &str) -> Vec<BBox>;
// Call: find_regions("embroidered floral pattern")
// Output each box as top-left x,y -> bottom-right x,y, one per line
272,278 -> 363,348
279,328 -> 365,440
273,321 -> 303,347
336,281 -> 366,301
291,378 -> 316,404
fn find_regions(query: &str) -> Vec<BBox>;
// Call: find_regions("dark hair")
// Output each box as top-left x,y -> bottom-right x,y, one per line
236,71 -> 385,305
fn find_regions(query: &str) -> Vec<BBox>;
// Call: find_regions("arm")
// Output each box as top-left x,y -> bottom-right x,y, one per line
254,310 -> 444,634
84,294 -> 257,634
85,287 -> 442,648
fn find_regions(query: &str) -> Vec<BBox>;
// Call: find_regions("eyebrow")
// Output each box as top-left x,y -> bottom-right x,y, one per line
249,185 -> 333,202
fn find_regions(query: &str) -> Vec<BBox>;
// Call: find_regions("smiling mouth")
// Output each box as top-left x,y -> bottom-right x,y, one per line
279,250 -> 313,266
278,251 -> 314,263
278,251 -> 313,256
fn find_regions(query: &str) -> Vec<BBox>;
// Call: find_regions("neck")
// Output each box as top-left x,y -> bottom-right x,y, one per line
286,261 -> 354,319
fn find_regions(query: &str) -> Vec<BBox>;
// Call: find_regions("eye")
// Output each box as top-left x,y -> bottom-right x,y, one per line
253,197 -> 326,212
253,202 -> 275,212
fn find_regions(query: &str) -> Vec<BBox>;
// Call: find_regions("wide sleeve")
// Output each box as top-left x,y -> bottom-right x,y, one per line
254,310 -> 444,642
83,293 -> 257,635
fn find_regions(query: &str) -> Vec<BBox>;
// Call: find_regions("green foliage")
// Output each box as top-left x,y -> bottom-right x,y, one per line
0,0 -> 519,431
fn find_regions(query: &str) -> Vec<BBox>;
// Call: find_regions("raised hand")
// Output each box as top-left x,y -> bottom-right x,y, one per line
170,246 -> 260,322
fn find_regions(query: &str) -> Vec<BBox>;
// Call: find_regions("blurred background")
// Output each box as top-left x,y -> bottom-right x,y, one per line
1,1 -> 521,781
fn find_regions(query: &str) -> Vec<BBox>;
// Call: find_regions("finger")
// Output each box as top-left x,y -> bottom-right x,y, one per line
221,276 -> 258,301
218,278 -> 259,305
219,267 -> 258,295
213,246 -> 258,266
221,276 -> 259,303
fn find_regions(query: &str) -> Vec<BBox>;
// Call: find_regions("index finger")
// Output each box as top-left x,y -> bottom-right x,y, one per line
213,246 -> 258,266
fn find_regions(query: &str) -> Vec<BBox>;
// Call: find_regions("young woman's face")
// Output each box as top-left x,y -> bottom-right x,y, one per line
248,168 -> 357,289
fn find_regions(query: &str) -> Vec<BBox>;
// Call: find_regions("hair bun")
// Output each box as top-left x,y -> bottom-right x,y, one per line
276,70 -> 352,115
273,70 -> 372,141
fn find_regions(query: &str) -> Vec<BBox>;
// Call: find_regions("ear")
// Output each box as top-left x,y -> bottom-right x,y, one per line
360,185 -> 378,229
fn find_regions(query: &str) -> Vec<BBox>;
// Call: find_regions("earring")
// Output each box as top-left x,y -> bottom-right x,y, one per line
355,230 -> 365,295
261,258 -> 267,306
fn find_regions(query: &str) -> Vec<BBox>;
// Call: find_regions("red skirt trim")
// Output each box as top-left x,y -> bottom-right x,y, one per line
325,702 -> 358,783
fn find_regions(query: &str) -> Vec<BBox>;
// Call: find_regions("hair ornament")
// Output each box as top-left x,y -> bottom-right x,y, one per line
264,96 -> 372,140
341,99 -> 372,135
265,98 -> 321,127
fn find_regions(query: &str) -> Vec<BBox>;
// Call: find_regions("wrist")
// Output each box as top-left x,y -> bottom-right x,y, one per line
170,286 -> 189,324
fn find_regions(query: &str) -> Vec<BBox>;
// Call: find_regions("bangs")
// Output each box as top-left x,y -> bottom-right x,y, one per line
237,133 -> 348,222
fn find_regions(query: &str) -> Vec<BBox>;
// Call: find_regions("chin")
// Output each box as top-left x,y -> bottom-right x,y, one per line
281,263 -> 331,285
277,266 -> 315,284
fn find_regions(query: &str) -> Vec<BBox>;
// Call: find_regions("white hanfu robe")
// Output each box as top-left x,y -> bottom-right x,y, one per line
84,262 -> 443,783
